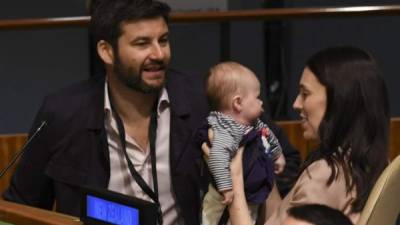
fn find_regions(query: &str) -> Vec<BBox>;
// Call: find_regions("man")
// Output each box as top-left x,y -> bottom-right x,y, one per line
3,0 -> 208,224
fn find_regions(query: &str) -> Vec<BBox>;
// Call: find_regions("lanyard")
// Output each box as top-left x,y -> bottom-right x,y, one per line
109,92 -> 163,225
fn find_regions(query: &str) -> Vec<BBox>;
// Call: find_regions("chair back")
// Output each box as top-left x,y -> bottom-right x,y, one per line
357,155 -> 400,225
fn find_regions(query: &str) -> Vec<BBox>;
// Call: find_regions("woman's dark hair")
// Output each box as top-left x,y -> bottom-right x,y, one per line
302,46 -> 390,212
90,0 -> 171,50
287,204 -> 354,225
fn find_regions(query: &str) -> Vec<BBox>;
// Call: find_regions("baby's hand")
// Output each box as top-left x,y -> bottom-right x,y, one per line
221,189 -> 234,205
274,153 -> 286,174
201,128 -> 214,161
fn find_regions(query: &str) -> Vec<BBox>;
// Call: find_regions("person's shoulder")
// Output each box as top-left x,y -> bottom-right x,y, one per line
41,75 -> 105,115
308,159 -> 330,170
167,68 -> 205,86
166,68 -> 208,107
47,75 -> 104,99
167,68 -> 203,78
302,159 -> 333,181
166,68 -> 209,125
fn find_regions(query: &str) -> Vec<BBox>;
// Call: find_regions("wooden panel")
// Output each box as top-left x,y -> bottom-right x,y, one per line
277,118 -> 400,161
171,5 -> 400,22
389,118 -> 400,161
275,121 -> 309,161
1,5 -> 400,29
0,200 -> 81,225
0,134 -> 27,194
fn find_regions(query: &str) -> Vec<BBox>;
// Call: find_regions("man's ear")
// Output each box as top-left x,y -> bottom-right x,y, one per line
97,40 -> 115,65
232,95 -> 242,113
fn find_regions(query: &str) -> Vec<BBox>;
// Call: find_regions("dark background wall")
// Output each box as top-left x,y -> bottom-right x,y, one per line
0,0 -> 89,134
284,0 -> 400,118
1,0 -> 399,134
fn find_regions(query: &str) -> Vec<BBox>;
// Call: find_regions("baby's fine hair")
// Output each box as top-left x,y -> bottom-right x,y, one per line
205,61 -> 258,111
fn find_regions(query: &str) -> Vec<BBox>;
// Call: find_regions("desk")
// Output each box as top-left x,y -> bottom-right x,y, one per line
0,200 -> 82,225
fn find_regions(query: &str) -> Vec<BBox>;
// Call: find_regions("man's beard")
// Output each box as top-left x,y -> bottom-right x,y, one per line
113,56 -> 167,94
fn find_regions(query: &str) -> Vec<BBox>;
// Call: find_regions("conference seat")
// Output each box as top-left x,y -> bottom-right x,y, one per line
357,155 -> 400,225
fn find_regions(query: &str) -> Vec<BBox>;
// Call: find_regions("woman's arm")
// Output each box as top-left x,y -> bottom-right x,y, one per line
255,182 -> 282,225
264,183 -> 282,220
228,147 -> 252,225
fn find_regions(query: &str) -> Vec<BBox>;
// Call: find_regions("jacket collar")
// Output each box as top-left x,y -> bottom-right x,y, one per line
85,75 -> 107,131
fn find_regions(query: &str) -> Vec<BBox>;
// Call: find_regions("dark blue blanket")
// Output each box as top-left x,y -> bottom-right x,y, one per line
196,122 -> 275,204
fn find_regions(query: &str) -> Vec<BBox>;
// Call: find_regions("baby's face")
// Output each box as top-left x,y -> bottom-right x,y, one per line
240,79 -> 263,123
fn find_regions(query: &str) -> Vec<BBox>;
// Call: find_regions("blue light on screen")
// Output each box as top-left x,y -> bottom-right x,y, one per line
87,195 -> 139,225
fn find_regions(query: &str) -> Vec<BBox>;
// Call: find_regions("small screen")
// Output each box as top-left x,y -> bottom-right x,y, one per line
86,195 -> 139,225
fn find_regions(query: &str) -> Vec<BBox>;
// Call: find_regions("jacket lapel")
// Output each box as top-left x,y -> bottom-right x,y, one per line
83,75 -> 110,186
166,71 -> 192,172
85,75 -> 106,131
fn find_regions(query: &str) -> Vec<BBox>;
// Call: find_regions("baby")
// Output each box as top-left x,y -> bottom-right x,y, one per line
201,61 -> 285,224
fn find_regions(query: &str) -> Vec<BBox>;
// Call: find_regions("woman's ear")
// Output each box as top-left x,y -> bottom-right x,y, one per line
232,95 -> 242,113
97,40 -> 114,65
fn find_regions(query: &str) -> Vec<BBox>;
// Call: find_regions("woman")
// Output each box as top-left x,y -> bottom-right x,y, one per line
227,46 -> 390,225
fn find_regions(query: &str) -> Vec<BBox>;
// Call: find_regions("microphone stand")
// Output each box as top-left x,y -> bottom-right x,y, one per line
0,121 -> 47,178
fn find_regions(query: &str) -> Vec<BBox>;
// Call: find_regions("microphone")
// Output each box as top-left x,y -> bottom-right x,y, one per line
0,120 -> 48,178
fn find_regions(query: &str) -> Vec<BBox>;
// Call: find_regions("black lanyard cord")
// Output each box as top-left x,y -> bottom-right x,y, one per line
109,93 -> 163,225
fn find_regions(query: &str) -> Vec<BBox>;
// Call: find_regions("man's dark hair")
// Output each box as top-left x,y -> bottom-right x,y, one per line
302,46 -> 390,212
90,0 -> 171,50
287,204 -> 353,225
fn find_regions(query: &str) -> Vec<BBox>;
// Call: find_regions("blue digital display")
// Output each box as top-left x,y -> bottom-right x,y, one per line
86,195 -> 139,225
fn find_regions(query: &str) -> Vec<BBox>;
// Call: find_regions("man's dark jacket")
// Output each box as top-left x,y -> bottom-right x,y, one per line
3,70 -> 209,225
